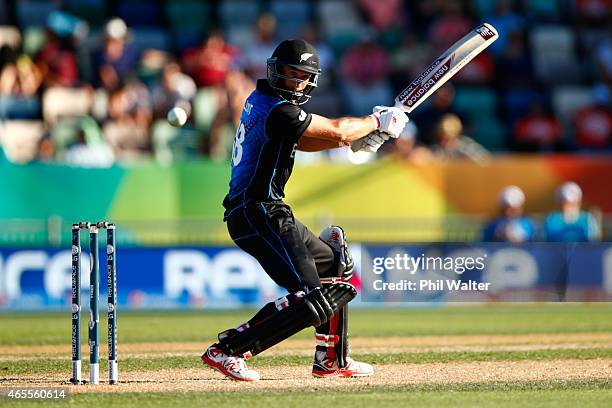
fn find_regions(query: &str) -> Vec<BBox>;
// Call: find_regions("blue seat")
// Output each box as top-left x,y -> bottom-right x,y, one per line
0,1 -> 10,24
525,0 -> 562,21
17,1 -> 58,28
472,0 -> 496,17
0,96 -> 41,119
276,20 -> 309,40
130,28 -> 171,52
270,0 -> 310,38
503,89 -> 544,124
166,0 -> 211,51
471,116 -> 506,151
117,0 -> 163,27
270,0 -> 310,18
453,87 -> 498,120
66,0 -> 108,27
173,28 -> 205,52
166,0 -> 210,29
219,0 -> 259,26
326,31 -> 360,56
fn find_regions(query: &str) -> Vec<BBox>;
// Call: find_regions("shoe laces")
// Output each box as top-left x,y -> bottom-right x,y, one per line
224,356 -> 248,373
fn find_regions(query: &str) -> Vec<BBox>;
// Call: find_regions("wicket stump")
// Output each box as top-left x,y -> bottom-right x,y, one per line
70,221 -> 118,385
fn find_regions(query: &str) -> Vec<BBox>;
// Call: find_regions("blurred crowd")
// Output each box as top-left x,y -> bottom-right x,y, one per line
0,0 -> 610,166
483,181 -> 601,242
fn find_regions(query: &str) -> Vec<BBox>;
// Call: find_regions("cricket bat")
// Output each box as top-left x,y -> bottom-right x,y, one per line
394,23 -> 498,113
351,23 -> 498,152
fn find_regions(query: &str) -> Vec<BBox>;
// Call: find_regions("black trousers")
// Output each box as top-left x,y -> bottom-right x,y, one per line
226,201 -> 339,293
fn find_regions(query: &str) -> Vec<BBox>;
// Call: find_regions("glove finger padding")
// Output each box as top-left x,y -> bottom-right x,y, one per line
350,136 -> 368,152
378,131 -> 391,141
367,132 -> 386,145
364,138 -> 383,152
351,131 -> 387,153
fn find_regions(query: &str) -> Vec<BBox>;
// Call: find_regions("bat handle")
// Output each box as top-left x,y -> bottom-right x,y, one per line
394,98 -> 411,114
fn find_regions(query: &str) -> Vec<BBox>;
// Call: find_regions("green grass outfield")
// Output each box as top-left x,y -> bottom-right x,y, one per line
1,304 -> 611,407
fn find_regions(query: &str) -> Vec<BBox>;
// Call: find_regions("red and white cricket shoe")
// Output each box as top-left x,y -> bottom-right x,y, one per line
201,345 -> 260,382
312,352 -> 374,378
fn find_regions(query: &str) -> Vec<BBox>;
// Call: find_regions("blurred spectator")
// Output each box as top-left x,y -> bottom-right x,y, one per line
0,46 -> 42,97
223,70 -> 254,126
574,0 -> 611,24
485,0 -> 526,56
340,35 -> 393,115
427,0 -> 472,52
244,14 -> 278,80
512,102 -> 564,151
182,31 -> 246,159
496,30 -> 533,89
63,125 -> 115,168
594,38 -> 612,85
409,0 -> 445,36
412,84 -> 466,145
102,81 -> 152,159
64,141 -> 115,167
35,29 -> 80,87
573,84 -> 611,149
544,182 -> 600,242
482,186 -> 535,242
390,33 -> 432,91
35,11 -> 88,88
385,121 -> 432,163
182,30 -> 241,87
385,121 -> 417,158
94,18 -> 139,91
455,52 -> 495,84
431,113 -> 490,163
0,120 -> 45,164
301,24 -> 334,85
0,0 -> 608,164
358,0 -> 405,32
151,61 -> 196,120
47,115 -> 108,165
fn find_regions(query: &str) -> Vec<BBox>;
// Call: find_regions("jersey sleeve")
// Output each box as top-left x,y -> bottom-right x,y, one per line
586,212 -> 600,242
481,221 -> 496,242
265,103 -> 312,142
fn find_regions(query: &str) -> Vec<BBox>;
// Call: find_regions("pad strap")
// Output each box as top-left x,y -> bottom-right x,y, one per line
319,276 -> 351,284
315,333 -> 339,347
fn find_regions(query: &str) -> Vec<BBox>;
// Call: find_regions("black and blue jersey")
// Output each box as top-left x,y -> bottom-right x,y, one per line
224,80 -> 312,213
221,80 -> 332,293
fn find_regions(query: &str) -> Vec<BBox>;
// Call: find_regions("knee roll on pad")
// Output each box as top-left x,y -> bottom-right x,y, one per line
218,282 -> 356,357
319,225 -> 354,281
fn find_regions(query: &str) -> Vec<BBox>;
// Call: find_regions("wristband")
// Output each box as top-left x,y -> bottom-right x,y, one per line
369,114 -> 380,129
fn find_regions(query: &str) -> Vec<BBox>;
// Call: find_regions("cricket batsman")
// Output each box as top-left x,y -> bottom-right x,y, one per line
201,39 -> 408,381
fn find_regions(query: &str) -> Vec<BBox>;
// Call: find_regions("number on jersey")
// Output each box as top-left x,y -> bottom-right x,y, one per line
232,123 -> 246,166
